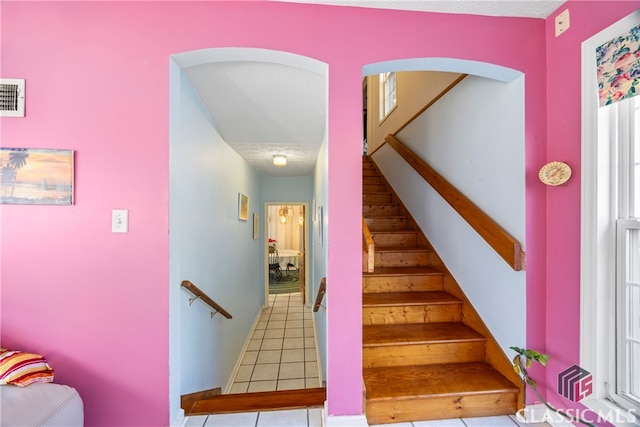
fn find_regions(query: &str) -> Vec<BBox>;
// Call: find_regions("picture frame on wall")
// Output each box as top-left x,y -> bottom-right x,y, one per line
238,193 -> 249,221
0,148 -> 74,205
318,206 -> 323,246
253,213 -> 259,239
312,198 -> 316,221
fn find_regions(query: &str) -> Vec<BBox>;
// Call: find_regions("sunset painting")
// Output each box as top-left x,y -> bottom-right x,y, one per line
0,148 -> 74,205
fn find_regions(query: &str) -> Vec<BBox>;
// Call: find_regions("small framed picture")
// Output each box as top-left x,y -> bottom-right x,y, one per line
318,206 -> 323,246
0,148 -> 74,205
238,193 -> 249,221
253,213 -> 259,239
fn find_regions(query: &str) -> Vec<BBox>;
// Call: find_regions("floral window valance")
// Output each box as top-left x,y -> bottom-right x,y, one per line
597,24 -> 640,107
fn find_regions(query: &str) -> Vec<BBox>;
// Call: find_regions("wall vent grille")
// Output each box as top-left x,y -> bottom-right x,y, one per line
0,79 -> 25,117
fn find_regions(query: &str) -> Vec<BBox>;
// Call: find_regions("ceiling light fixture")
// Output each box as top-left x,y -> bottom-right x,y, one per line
273,154 -> 287,167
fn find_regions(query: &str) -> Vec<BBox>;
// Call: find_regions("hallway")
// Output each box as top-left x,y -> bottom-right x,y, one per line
228,292 -> 322,393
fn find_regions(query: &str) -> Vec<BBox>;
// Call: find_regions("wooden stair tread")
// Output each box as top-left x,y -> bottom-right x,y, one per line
364,266 -> 442,277
363,322 -> 484,346
363,291 -> 461,307
364,363 -> 518,401
188,388 -> 326,415
371,230 -> 418,235
375,246 -> 429,253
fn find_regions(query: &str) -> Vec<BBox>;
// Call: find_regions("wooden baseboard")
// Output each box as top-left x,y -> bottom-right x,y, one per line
188,387 -> 326,415
181,387 -> 222,412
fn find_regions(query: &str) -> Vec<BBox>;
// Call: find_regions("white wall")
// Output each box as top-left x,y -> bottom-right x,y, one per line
169,65 -> 264,402
311,137 -> 328,383
372,74 -> 526,354
367,71 -> 463,153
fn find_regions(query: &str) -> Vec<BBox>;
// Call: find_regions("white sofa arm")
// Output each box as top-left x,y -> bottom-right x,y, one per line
0,382 -> 84,426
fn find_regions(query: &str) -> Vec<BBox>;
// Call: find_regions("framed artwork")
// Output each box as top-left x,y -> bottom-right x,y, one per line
238,193 -> 249,220
253,213 -> 259,239
312,198 -> 316,221
318,206 -> 323,246
0,148 -> 74,205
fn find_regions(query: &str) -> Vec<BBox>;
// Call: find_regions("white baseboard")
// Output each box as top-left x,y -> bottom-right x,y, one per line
223,305 -> 264,394
516,404 -> 583,427
310,307 -> 323,382
170,408 -> 187,427
323,401 -> 369,427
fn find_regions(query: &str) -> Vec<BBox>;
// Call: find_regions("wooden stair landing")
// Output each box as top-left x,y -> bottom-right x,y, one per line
364,363 -> 518,423
361,156 -> 519,424
186,387 -> 326,416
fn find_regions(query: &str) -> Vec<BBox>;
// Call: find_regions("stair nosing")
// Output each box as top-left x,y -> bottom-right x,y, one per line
363,322 -> 486,347
362,291 -> 462,307
363,266 -> 443,277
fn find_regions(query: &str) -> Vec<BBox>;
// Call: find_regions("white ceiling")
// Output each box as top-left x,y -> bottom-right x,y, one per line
277,0 -> 565,19
184,0 -> 564,177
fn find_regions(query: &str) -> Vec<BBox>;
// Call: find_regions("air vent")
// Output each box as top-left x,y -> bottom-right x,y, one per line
0,79 -> 25,117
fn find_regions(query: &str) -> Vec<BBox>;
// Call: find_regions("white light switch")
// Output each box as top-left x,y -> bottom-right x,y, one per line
112,209 -> 129,233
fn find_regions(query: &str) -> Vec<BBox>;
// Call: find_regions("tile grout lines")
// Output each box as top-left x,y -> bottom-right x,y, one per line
230,292 -> 318,393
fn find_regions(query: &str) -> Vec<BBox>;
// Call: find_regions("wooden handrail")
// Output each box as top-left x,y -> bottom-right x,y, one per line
362,216 -> 375,273
383,134 -> 526,271
368,74 -> 468,158
313,277 -> 326,312
393,74 -> 468,137
181,280 -> 233,319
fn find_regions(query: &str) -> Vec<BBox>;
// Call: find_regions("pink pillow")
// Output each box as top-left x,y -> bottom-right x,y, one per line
0,348 -> 54,387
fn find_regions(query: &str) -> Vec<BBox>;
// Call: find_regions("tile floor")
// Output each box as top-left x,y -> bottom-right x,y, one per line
184,411 -> 551,427
227,292 -> 321,393
184,292 -> 551,427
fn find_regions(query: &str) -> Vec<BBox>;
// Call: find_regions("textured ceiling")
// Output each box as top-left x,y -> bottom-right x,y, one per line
184,61 -> 326,177
277,0 -> 565,18
184,0 -> 565,177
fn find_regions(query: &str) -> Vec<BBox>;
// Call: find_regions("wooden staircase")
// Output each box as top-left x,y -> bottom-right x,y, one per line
362,156 -> 521,425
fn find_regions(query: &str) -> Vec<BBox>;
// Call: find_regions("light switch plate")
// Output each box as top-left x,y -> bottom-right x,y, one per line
112,209 -> 128,233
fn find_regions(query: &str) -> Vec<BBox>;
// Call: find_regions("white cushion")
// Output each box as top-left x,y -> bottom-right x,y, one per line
0,382 -> 83,426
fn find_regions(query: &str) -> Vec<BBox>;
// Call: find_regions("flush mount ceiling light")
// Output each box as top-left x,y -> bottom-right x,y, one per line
273,154 -> 287,167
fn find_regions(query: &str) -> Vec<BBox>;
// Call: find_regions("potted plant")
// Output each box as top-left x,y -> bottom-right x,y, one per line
511,346 -> 595,426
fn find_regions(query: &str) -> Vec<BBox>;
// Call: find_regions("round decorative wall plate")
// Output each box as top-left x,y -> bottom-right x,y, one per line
539,161 -> 572,186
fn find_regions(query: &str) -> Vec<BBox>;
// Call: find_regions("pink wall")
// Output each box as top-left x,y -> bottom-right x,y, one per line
0,0 -> 596,424
544,0 -> 640,410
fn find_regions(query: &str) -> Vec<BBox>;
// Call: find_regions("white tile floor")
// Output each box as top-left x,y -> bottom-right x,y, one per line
184,411 -> 551,427
185,293 -> 551,427
228,292 -> 321,393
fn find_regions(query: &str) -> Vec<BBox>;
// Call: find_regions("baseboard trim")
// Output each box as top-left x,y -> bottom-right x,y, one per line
170,408 -> 187,427
516,404 -> 575,427
323,401 -> 369,427
223,306 -> 264,394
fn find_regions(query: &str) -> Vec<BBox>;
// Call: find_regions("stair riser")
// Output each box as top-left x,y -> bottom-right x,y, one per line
371,232 -> 417,247
375,251 -> 430,267
363,194 -> 392,204
363,205 -> 399,216
363,275 -> 444,293
363,184 -> 389,193
363,168 -> 378,176
365,392 -> 518,425
365,218 -> 408,231
362,304 -> 462,325
364,342 -> 486,368
363,176 -> 383,185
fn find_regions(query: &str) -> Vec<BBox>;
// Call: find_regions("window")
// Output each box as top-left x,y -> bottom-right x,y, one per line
581,10 -> 640,420
615,98 -> 640,409
379,72 -> 396,120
